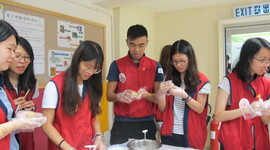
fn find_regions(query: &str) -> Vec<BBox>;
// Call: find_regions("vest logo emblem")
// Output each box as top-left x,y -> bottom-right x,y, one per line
119,73 -> 126,83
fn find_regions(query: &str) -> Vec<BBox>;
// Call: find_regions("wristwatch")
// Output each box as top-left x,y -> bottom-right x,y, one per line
94,133 -> 103,141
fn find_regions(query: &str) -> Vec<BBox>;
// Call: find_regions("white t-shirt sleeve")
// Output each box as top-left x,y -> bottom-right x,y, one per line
218,77 -> 231,105
42,81 -> 58,109
198,82 -> 211,94
218,77 -> 230,95
33,82 -> 39,99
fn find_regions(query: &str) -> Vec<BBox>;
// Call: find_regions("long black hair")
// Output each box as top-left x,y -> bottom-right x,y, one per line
233,37 -> 270,81
0,20 -> 18,43
62,40 -> 104,116
4,37 -> 36,91
167,39 -> 199,93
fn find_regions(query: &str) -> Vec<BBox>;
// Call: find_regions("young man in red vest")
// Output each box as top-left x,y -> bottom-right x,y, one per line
106,24 -> 164,144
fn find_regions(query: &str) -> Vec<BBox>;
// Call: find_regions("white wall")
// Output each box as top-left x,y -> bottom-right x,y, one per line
114,5 -> 156,59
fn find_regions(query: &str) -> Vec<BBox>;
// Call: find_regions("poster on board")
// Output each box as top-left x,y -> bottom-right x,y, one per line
57,20 -> 84,48
48,50 -> 74,77
4,10 -> 45,74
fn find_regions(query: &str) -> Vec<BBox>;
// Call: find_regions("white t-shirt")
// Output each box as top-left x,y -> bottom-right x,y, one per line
218,77 -> 230,95
42,81 -> 83,109
218,77 -> 231,105
33,83 -> 40,99
173,81 -> 211,135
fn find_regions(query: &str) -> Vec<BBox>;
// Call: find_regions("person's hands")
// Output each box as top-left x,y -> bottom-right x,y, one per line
156,81 -> 174,99
250,99 -> 264,116
13,110 -> 47,133
239,98 -> 262,120
14,97 -> 27,111
261,100 -> 270,115
169,86 -> 187,98
12,118 -> 41,133
116,90 -> 136,103
94,137 -> 106,150
20,100 -> 35,111
135,87 -> 148,100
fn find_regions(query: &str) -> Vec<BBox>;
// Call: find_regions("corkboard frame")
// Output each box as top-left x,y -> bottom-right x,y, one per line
1,0 -> 106,88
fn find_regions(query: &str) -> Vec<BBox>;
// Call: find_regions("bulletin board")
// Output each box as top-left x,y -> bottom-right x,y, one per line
0,0 -> 106,87
0,0 -> 109,136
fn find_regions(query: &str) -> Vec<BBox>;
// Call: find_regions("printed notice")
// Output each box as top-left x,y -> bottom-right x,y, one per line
5,10 -> 45,74
48,50 -> 74,77
57,20 -> 84,48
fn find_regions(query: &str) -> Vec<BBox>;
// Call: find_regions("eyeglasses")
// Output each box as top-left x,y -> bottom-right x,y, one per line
84,65 -> 101,74
253,57 -> 270,66
14,55 -> 31,63
171,60 -> 188,66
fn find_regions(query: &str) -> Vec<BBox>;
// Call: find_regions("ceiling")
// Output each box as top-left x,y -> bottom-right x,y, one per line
89,0 -> 246,13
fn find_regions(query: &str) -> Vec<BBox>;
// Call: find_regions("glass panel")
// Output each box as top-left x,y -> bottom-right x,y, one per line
225,24 -> 270,76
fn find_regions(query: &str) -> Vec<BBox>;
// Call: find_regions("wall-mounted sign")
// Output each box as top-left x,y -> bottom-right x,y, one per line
234,3 -> 270,18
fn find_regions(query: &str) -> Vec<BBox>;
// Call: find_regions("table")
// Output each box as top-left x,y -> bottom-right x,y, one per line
107,144 -> 198,150
160,144 -> 198,150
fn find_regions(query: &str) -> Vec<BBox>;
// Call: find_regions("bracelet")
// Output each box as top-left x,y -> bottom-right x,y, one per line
182,95 -> 192,103
58,139 -> 65,148
186,96 -> 192,103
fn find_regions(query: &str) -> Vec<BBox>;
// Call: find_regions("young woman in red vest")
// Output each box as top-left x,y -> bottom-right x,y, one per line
157,39 -> 211,149
0,20 -> 41,150
4,36 -> 38,150
42,40 -> 106,150
215,37 -> 270,150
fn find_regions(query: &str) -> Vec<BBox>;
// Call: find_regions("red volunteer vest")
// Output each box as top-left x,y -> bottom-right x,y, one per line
160,72 -> 209,149
114,55 -> 157,117
0,86 -> 16,150
6,88 -> 35,150
219,73 -> 270,150
48,73 -> 95,150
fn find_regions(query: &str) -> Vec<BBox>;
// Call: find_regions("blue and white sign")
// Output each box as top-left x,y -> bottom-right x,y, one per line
234,3 -> 270,18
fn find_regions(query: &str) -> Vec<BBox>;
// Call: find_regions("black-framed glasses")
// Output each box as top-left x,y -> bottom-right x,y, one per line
14,55 -> 31,63
253,57 -> 270,66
